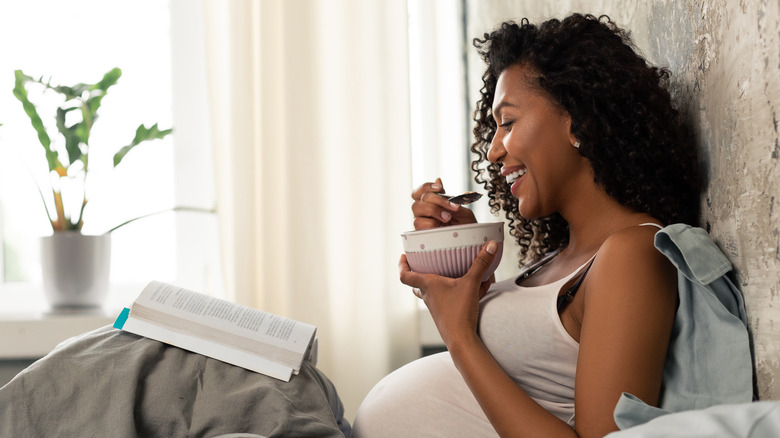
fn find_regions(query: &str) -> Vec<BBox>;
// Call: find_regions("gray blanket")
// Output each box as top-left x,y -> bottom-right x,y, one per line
0,325 -> 350,437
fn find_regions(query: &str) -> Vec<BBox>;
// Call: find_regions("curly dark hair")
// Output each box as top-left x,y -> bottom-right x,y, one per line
471,14 -> 703,264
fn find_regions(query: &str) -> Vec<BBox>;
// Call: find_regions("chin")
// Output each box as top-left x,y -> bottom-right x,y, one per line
516,203 -> 548,222
516,207 -> 538,221
515,199 -> 533,218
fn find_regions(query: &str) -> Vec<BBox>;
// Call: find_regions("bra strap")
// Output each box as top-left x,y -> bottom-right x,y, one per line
556,257 -> 596,312
556,223 -> 660,311
516,249 -> 561,284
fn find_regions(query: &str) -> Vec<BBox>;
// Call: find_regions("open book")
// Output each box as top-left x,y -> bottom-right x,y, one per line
113,281 -> 317,382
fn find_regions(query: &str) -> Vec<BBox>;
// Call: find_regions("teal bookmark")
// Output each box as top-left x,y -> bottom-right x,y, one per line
113,308 -> 130,329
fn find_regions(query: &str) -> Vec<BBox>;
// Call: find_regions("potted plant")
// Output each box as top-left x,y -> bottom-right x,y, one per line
13,68 -> 172,309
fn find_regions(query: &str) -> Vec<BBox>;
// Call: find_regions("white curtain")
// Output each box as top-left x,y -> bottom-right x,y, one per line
201,0 -> 418,419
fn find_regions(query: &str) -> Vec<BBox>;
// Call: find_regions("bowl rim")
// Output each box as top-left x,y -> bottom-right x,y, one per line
400,221 -> 504,237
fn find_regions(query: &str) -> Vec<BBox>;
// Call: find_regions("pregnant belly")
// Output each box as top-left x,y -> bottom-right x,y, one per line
351,352 -> 498,438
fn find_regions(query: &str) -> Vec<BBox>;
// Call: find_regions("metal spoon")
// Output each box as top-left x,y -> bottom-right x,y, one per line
440,191 -> 483,205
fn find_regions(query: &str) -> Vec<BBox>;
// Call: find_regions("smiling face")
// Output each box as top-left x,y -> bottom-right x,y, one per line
487,64 -> 586,220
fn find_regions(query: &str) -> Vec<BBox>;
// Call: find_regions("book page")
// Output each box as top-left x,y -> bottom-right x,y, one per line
121,315 -> 295,381
131,281 -> 316,358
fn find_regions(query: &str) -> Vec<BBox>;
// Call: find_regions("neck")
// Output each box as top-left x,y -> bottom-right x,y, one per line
559,186 -> 651,258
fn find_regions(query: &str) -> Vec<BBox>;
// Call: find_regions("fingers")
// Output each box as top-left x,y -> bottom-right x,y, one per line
411,178 -> 444,201
399,254 -> 426,289
411,179 -> 463,229
398,254 -> 410,274
399,254 -> 457,292
478,281 -> 492,299
465,241 -> 498,284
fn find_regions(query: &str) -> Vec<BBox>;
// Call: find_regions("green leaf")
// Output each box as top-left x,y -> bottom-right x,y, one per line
13,70 -> 60,171
94,68 -> 122,92
50,83 -> 91,100
56,107 -> 83,165
74,120 -> 90,145
84,68 -> 121,131
89,68 -> 121,110
113,123 -> 172,167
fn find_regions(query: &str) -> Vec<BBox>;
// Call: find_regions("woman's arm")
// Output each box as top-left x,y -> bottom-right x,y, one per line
572,226 -> 677,437
400,227 -> 677,438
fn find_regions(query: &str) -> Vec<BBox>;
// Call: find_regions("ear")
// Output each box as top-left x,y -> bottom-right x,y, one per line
562,112 -> 579,148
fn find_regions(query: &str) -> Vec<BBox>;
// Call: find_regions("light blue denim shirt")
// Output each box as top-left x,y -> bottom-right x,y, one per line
612,224 -> 755,429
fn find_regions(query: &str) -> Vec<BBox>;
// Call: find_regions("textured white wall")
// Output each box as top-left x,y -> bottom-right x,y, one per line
466,0 -> 780,400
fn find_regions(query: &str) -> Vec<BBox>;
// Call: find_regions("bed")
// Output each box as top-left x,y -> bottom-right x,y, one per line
0,325 -> 350,437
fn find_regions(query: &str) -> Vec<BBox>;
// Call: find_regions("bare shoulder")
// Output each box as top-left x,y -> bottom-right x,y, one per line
597,224 -> 669,269
600,224 -> 662,256
586,224 -> 677,304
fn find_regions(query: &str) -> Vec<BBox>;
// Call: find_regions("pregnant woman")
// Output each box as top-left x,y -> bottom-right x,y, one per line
351,14 -> 741,438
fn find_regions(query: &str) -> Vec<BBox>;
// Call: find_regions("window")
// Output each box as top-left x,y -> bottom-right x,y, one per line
0,0 -> 222,312
407,0 -> 471,191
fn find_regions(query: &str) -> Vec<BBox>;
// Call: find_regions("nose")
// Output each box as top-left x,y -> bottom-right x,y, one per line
487,130 -> 505,164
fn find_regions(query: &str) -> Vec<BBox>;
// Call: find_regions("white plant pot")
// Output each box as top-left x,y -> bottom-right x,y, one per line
41,232 -> 111,309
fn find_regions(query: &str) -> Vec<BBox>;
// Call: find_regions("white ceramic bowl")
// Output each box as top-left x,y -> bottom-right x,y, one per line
401,222 -> 504,282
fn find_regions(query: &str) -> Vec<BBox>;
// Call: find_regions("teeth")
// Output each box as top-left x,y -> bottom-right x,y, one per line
505,168 -> 526,184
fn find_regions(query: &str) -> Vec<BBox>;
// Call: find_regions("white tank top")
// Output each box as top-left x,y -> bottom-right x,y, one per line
479,222 -> 662,424
478,264 -> 588,425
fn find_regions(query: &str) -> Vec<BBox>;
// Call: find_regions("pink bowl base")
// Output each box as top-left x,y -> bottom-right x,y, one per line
405,242 -> 503,282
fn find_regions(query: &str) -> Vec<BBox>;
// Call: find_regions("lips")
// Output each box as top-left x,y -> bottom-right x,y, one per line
501,165 -> 527,184
500,165 -> 527,197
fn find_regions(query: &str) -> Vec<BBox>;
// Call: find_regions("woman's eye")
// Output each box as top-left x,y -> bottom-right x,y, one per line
499,121 -> 513,131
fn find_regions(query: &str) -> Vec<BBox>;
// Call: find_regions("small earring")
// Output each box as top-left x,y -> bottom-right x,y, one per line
573,141 -> 580,149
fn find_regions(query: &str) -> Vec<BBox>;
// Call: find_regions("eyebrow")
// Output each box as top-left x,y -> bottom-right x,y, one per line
491,101 -> 519,115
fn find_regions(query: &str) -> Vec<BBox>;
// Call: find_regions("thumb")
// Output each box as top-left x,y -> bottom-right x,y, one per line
465,240 -> 498,282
